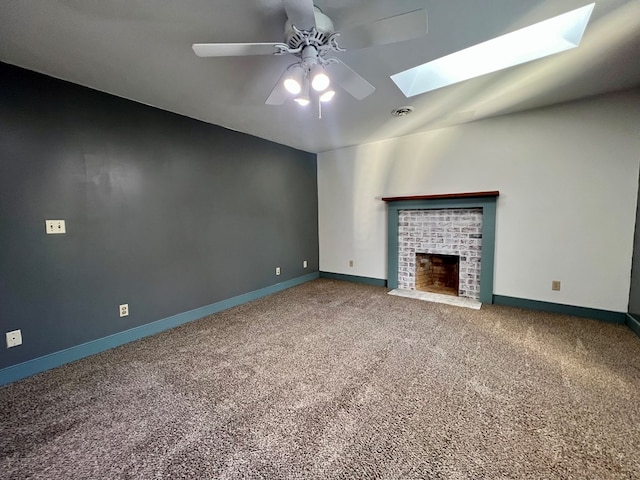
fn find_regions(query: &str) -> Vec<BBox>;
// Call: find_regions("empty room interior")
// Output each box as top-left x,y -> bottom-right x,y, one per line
1,1 -> 640,478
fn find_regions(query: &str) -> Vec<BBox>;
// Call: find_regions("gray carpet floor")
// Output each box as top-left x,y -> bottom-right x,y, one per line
1,279 -> 639,479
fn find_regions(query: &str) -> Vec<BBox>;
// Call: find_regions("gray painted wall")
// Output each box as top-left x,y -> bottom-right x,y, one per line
628,173 -> 640,315
0,62 -> 318,370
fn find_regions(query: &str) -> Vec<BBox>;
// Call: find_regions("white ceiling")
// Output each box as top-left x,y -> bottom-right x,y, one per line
1,0 -> 639,153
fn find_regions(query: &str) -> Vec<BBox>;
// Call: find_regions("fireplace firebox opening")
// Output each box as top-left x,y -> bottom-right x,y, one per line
415,253 -> 460,297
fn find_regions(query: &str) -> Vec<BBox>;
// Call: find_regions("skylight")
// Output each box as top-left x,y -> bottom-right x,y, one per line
391,3 -> 595,97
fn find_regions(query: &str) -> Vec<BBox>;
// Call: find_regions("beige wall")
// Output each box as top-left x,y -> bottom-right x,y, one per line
318,90 -> 640,312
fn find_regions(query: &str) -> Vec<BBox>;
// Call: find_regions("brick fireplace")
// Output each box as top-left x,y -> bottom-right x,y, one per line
382,192 -> 499,304
398,208 -> 483,299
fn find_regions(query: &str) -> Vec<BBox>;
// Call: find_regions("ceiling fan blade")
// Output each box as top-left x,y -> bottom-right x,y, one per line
282,0 -> 317,30
265,70 -> 290,105
326,59 -> 375,100
338,9 -> 428,51
192,43 -> 282,57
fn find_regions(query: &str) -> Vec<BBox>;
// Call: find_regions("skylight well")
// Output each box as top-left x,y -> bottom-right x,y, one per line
391,3 -> 595,97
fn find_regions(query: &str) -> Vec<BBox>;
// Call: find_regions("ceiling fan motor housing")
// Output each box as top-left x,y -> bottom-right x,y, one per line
284,7 -> 335,49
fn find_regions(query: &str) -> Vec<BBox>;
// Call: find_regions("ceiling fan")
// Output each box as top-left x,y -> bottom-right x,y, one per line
192,0 -> 427,106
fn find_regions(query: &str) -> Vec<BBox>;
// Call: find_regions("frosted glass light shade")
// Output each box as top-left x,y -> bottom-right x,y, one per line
284,66 -> 304,94
284,78 -> 302,94
319,90 -> 335,102
311,65 -> 330,91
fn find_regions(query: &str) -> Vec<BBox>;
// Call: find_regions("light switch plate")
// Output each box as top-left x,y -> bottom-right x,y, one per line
45,220 -> 66,234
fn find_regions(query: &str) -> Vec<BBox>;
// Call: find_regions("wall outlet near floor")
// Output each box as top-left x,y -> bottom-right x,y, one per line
119,304 -> 129,317
349,260 -> 354,267
45,219 -> 66,234
303,260 -> 308,268
551,280 -> 561,291
6,329 -> 22,348
275,267 -> 281,276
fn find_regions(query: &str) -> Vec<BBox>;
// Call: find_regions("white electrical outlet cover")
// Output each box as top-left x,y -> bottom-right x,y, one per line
6,329 -> 22,348
119,304 -> 129,317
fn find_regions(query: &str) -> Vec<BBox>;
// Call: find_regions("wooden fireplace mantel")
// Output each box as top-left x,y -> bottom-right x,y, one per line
383,190 -> 499,304
382,191 -> 499,202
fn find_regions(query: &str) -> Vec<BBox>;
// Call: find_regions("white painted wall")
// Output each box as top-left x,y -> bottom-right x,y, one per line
318,90 -> 640,312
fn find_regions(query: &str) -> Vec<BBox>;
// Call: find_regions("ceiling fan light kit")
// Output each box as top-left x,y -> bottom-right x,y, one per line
192,2 -> 428,110
289,43 -> 335,104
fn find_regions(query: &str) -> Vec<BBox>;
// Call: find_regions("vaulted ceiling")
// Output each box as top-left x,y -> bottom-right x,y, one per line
1,0 -> 639,153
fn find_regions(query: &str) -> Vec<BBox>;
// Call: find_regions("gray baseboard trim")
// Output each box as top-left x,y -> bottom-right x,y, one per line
0,272 -> 320,386
626,313 -> 640,338
319,272 -> 387,287
493,295 -> 625,324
